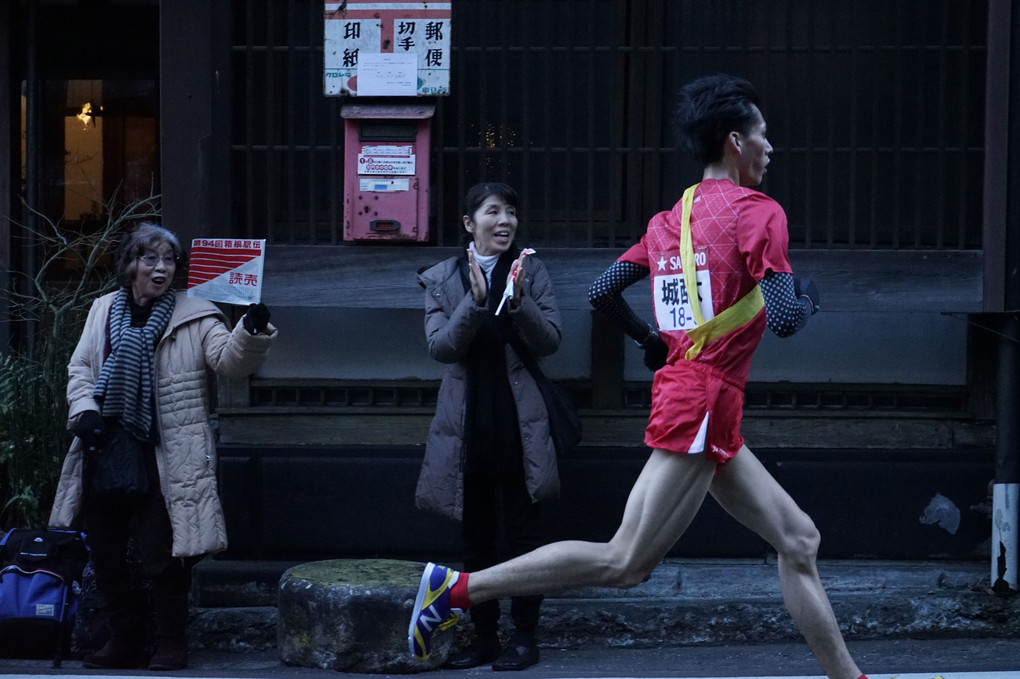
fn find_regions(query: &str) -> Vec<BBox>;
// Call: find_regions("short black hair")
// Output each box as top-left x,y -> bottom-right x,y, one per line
462,182 -> 519,223
675,74 -> 762,165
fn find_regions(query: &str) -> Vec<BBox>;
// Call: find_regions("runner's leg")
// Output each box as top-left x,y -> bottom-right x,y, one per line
466,448 -> 717,602
709,445 -> 863,679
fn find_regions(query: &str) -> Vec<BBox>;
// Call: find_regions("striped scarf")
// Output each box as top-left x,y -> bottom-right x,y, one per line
93,288 -> 176,441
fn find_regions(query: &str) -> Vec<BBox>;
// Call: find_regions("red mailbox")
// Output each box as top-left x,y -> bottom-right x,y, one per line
341,103 -> 434,242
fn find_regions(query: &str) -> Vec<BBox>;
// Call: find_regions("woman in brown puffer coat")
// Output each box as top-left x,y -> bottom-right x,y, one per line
415,182 -> 562,671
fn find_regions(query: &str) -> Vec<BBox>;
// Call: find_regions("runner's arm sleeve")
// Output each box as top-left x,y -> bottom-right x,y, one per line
759,271 -> 813,338
588,260 -> 655,342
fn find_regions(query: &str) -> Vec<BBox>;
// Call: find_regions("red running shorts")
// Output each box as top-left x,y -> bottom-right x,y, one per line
644,360 -> 745,465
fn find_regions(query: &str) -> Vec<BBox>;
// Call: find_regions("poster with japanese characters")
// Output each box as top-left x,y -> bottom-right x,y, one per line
187,239 -> 266,305
324,1 -> 451,96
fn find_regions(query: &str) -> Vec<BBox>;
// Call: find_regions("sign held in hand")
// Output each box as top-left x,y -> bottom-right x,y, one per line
187,239 -> 266,306
495,248 -> 535,316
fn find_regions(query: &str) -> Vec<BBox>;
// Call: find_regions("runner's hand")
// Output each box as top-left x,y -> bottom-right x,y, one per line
794,278 -> 820,314
640,330 -> 668,371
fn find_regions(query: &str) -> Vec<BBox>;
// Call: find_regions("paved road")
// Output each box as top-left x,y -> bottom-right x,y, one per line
1,638 -> 1019,679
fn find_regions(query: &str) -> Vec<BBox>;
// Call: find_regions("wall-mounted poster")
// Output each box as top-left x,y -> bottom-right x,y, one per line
324,1 -> 452,97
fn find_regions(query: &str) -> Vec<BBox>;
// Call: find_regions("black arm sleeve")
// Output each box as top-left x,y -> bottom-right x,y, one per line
588,260 -> 655,342
759,271 -> 813,338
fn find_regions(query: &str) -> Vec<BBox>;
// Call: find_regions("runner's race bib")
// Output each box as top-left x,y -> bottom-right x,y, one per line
651,251 -> 714,332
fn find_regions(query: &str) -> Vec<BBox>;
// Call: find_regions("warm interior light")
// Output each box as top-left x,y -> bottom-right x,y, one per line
76,102 -> 93,129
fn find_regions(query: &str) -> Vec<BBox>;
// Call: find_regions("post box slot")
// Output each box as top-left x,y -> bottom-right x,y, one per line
359,122 -> 416,142
370,220 -> 400,232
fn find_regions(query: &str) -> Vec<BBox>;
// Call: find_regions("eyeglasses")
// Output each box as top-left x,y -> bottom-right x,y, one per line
137,253 -> 177,267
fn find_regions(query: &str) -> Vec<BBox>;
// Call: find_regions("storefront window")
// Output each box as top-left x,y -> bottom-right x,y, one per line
22,78 -> 158,231
67,79 -> 157,222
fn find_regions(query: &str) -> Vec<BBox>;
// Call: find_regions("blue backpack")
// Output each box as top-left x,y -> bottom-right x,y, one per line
0,528 -> 89,667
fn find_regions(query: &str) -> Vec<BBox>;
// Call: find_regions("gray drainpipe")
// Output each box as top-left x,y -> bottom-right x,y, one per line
987,0 -> 1020,595
993,314 -> 1019,593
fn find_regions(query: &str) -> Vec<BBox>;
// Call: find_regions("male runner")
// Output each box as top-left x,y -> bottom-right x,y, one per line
409,74 -> 868,679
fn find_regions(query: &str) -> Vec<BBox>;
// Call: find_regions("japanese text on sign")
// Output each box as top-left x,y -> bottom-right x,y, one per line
193,239 -> 263,250
187,239 -> 266,306
358,152 -> 416,175
324,1 -> 452,96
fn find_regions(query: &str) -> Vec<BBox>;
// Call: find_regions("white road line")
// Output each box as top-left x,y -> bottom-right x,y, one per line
581,674 -> 1019,679
5,668 -> 1011,672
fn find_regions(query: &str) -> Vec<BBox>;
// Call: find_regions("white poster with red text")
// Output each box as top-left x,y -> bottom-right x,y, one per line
187,239 -> 266,305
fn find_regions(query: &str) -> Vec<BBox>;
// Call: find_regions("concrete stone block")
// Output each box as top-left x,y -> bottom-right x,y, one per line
277,559 -> 452,673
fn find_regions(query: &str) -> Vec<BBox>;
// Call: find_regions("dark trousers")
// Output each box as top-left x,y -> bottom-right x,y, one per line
461,472 -> 544,638
83,452 -> 196,643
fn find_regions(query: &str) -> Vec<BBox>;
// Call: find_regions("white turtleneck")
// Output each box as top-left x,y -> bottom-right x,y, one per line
468,241 -> 500,285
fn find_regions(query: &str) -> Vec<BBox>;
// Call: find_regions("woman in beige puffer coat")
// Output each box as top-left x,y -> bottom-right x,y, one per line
49,223 -> 275,671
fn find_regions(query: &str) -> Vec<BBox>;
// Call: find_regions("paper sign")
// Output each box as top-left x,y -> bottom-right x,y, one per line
358,152 -> 416,175
323,2 -> 452,97
360,177 -> 410,191
356,52 -> 418,96
187,239 -> 266,305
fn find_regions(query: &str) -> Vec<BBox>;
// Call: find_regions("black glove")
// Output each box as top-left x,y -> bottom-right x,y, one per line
639,330 -> 669,372
794,277 -> 820,315
243,303 -> 271,335
74,410 -> 105,450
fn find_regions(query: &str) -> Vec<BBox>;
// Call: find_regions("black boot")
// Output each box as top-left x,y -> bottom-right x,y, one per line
148,563 -> 191,670
445,598 -> 501,669
82,637 -> 148,670
85,570 -> 147,669
445,633 -> 502,669
148,636 -> 188,671
492,631 -> 539,672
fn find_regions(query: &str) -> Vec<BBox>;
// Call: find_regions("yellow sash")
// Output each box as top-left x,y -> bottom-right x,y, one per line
677,183 -> 765,360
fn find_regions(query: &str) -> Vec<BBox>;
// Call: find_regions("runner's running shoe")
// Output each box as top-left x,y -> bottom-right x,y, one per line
408,562 -> 463,661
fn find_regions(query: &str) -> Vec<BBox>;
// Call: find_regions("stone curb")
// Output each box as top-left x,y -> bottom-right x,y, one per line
187,559 -> 1020,654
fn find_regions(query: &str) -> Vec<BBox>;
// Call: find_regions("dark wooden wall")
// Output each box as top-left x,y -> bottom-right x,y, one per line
258,247 -> 984,313
218,444 -> 994,562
